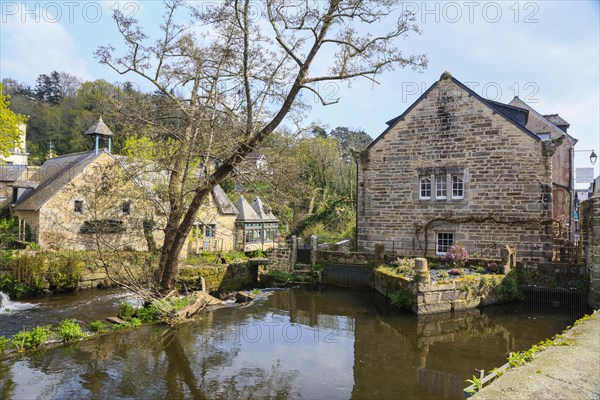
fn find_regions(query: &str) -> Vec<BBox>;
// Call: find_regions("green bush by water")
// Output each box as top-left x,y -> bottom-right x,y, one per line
58,320 -> 86,342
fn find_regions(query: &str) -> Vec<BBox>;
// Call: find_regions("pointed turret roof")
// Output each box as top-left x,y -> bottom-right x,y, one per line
251,196 -> 278,222
85,117 -> 114,137
235,196 -> 261,222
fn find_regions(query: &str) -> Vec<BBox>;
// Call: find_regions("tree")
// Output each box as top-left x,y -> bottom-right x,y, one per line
0,83 -> 28,159
34,71 -> 63,105
97,0 -> 427,292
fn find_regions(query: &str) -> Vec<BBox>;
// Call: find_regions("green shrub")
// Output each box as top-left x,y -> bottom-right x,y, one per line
58,319 -> 86,342
118,302 -> 136,320
12,330 -> 33,351
494,274 -> 521,302
29,326 -> 53,347
47,253 -> 83,292
172,297 -> 192,312
10,326 -> 53,351
390,290 -> 412,309
90,320 -> 105,333
136,304 -> 160,323
0,335 -> 8,352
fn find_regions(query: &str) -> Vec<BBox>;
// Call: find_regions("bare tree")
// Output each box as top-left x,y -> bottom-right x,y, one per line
96,0 -> 427,292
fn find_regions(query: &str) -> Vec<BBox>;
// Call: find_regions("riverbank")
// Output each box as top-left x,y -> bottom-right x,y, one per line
473,310 -> 600,400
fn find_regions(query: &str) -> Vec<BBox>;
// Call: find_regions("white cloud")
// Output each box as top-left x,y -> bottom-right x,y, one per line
0,9 -> 92,82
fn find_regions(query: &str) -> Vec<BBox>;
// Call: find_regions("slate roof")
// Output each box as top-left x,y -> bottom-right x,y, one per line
485,100 -> 529,128
235,196 -> 261,222
0,165 -> 27,182
543,114 -> 570,132
12,151 -> 102,211
250,197 -> 278,222
85,117 -> 114,137
212,185 -> 238,215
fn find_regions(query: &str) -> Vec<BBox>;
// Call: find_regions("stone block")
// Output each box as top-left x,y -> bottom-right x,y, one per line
422,292 -> 441,304
416,302 -> 452,315
440,290 -> 461,302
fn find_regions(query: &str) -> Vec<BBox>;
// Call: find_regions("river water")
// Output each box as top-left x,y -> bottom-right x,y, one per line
0,287 -> 586,399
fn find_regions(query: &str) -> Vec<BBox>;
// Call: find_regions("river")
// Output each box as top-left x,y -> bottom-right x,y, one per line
0,287 -> 586,399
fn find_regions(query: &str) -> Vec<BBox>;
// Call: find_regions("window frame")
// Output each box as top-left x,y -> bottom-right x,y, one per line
435,175 -> 447,199
74,200 -> 83,213
420,176 -> 432,199
436,232 -> 454,256
452,175 -> 464,199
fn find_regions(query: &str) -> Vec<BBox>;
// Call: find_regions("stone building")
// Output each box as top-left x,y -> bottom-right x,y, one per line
10,149 -> 155,250
234,196 -> 280,251
356,72 -> 576,261
187,193 -> 280,253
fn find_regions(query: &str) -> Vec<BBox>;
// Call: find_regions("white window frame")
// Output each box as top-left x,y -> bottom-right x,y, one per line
435,175 -> 447,199
436,233 -> 454,255
452,175 -> 464,199
420,176 -> 432,199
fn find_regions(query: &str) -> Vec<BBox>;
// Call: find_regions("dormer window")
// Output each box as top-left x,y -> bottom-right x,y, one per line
537,133 -> 551,141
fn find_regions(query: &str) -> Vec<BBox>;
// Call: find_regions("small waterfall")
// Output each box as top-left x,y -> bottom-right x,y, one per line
0,291 -> 37,313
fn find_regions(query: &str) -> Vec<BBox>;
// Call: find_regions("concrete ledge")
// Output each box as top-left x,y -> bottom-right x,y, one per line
473,311 -> 600,400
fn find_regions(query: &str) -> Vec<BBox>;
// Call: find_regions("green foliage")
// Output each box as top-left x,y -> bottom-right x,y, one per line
251,289 -> 263,295
136,304 -> 160,323
118,302 -> 136,321
464,375 -> 483,394
47,253 -> 83,292
186,250 -> 248,266
266,269 -> 295,282
390,290 -> 412,309
0,218 -> 19,248
11,326 -> 52,351
58,320 -> 86,342
90,320 -> 105,333
0,83 -> 28,158
11,253 -> 47,298
0,336 -> 8,352
393,258 -> 415,276
494,274 -> 521,302
439,271 -> 449,279
312,263 -> 324,272
172,297 -> 192,312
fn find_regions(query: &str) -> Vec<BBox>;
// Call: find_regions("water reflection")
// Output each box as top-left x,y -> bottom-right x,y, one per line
0,287 -> 585,399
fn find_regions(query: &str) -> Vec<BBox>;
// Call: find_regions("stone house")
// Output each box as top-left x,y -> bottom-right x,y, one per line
356,72 -> 576,261
10,149 -> 155,251
188,194 -> 279,253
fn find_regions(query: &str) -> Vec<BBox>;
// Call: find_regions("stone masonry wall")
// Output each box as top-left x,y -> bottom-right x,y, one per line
581,195 -> 600,308
356,75 -> 554,261
268,247 -> 292,271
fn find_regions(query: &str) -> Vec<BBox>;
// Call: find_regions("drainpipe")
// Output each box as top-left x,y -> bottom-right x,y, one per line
570,146 -> 574,242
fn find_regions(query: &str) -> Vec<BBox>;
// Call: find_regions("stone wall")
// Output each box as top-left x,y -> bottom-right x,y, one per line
581,195 -> 600,308
356,75 -> 554,262
268,247 -> 292,271
372,259 -> 507,315
317,250 -> 375,266
178,262 -> 259,293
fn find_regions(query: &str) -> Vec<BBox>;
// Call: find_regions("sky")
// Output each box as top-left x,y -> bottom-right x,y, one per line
1,1 -> 599,186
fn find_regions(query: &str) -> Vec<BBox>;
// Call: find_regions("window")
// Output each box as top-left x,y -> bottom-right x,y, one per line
436,233 -> 454,255
204,224 -> 216,239
245,223 -> 262,243
435,175 -> 447,199
452,175 -> 464,199
122,201 -> 131,214
420,176 -> 431,199
74,200 -> 83,213
263,222 -> 278,241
